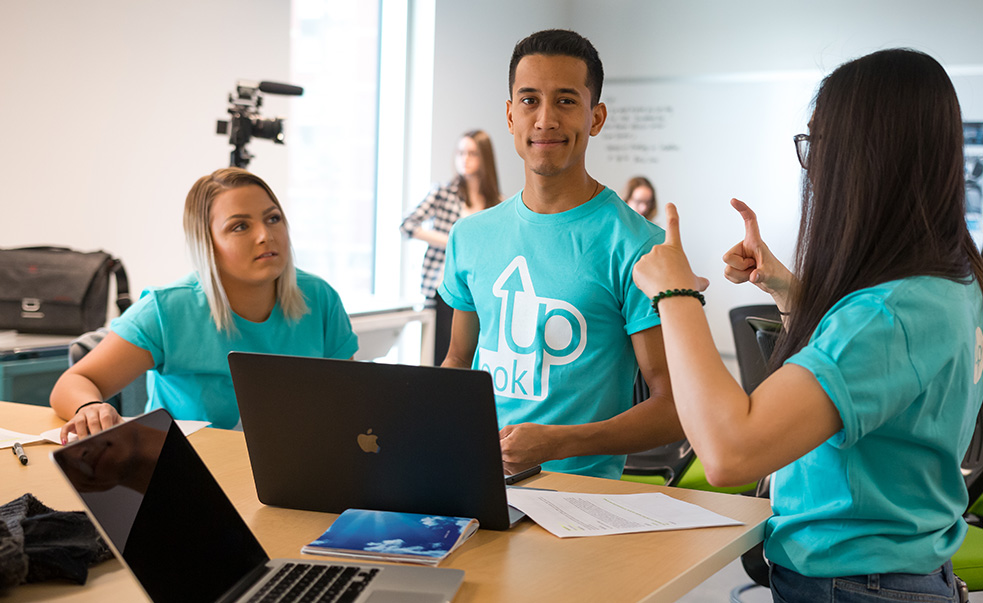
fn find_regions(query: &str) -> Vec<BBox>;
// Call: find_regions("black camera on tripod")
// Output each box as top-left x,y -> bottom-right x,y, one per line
216,80 -> 303,169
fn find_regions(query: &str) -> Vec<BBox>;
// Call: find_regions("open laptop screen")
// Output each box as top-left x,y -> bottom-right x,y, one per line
53,409 -> 269,603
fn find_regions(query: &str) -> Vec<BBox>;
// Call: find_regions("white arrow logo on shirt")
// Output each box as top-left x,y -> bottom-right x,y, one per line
477,256 -> 586,400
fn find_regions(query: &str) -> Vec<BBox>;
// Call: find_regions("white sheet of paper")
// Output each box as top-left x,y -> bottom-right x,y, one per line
0,427 -> 44,449
38,419 -> 211,445
506,489 -> 743,538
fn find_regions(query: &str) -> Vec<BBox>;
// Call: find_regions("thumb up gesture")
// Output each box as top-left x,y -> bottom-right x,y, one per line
632,203 -> 710,301
721,198 -> 794,305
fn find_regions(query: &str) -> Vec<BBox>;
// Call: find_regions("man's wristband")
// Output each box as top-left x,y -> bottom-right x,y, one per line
74,401 -> 103,415
650,289 -> 706,317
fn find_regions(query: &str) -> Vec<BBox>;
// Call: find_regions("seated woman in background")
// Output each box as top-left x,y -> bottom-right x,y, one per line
623,176 -> 657,222
632,49 -> 982,601
399,129 -> 501,364
52,168 -> 358,442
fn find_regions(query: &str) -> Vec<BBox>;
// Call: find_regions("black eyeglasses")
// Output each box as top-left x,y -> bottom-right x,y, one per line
793,134 -> 810,169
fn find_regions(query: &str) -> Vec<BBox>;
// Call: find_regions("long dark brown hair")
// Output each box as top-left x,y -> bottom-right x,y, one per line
454,130 -> 501,210
773,48 -> 983,366
623,176 -> 658,220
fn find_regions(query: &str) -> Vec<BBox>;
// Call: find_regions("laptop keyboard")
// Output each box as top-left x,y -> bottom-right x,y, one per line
247,563 -> 379,603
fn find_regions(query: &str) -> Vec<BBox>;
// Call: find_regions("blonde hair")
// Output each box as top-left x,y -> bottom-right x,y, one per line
183,167 -> 308,333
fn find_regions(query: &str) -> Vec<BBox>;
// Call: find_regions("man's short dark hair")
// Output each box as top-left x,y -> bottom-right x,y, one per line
509,29 -> 604,106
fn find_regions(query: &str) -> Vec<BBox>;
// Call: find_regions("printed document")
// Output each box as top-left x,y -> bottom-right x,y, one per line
506,489 -> 742,538
36,419 -> 211,445
0,427 -> 43,449
1,420 -> 210,449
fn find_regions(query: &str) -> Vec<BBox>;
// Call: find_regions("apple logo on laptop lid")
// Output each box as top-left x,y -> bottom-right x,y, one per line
357,429 -> 380,453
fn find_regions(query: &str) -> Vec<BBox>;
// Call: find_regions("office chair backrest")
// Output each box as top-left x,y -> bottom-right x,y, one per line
748,317 -> 780,362
622,370 -> 695,486
622,437 -> 694,485
963,402 -> 983,513
730,312 -> 783,591
729,304 -> 782,393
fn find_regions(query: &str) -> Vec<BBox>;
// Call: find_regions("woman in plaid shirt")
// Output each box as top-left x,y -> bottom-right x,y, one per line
400,130 -> 501,363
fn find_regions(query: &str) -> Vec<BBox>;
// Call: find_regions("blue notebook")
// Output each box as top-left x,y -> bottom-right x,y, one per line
303,509 -> 479,566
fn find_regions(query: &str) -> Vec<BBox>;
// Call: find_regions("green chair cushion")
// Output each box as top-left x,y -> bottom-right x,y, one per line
621,473 -> 668,486
674,458 -> 756,494
954,524 -> 983,591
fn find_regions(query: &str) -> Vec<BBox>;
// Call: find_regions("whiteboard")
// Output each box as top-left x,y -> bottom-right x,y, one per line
588,70 -> 983,355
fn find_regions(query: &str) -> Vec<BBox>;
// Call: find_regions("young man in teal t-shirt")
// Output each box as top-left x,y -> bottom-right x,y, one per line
438,29 -> 684,479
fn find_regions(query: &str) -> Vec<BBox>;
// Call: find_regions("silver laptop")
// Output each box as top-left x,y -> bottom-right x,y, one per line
51,409 -> 464,603
228,353 -> 524,530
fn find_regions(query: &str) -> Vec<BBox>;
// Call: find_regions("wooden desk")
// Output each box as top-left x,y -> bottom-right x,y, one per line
0,402 -> 772,602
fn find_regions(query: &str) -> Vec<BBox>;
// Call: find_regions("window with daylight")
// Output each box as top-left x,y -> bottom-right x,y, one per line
288,0 -> 382,299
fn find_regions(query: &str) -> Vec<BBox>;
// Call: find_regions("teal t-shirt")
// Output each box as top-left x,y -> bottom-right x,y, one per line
438,188 -> 664,479
769,276 -> 983,576
110,269 -> 359,429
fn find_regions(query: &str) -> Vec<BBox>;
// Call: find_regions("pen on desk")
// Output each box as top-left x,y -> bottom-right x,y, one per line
12,442 -> 28,465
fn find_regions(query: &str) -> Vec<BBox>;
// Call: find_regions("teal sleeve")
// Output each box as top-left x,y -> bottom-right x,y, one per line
110,290 -> 165,367
624,230 -> 665,335
786,296 -> 919,448
437,224 -> 476,312
319,283 -> 359,359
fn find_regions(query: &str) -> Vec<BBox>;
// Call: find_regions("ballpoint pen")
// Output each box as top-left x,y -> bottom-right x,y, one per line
12,442 -> 28,465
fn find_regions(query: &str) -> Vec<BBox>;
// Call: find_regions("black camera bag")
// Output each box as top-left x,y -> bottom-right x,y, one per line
0,247 -> 131,335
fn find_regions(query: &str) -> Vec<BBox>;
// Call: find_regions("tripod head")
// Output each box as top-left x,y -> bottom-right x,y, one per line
216,80 -> 303,169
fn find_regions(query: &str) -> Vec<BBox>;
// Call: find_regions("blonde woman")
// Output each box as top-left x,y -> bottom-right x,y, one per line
52,168 -> 358,442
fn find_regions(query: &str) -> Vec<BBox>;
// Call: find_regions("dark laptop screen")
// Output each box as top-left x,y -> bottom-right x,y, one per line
53,409 -> 269,603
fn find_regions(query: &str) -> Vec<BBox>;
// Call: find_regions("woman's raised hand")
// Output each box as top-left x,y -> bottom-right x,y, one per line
632,203 -> 709,299
722,199 -> 794,306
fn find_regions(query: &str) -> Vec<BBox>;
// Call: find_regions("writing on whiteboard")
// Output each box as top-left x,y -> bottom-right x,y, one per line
600,102 -> 678,165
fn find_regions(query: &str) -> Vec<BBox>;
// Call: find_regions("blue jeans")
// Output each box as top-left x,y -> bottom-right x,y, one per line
770,561 -> 958,602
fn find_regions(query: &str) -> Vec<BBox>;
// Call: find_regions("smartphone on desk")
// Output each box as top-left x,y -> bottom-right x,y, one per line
504,464 -> 542,485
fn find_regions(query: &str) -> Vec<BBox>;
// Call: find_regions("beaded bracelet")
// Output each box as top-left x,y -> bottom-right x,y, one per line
74,401 -> 103,415
650,288 -> 706,316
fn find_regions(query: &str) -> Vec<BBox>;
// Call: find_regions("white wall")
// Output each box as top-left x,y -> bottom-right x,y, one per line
574,0 -> 983,79
427,0 -> 572,199
0,0 -> 291,304
427,0 -> 983,354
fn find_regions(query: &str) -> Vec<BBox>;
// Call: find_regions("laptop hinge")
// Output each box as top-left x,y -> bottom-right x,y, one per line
217,563 -> 272,603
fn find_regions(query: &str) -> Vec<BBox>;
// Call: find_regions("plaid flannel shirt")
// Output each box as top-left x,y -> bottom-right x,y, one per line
399,182 -> 464,298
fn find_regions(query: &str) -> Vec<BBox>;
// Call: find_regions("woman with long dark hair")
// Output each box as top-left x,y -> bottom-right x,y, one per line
623,175 -> 658,222
400,130 -> 501,364
633,49 -> 983,601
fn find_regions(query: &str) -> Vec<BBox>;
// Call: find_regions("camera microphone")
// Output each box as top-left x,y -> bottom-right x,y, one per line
258,81 -> 304,96
218,79 -> 303,168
